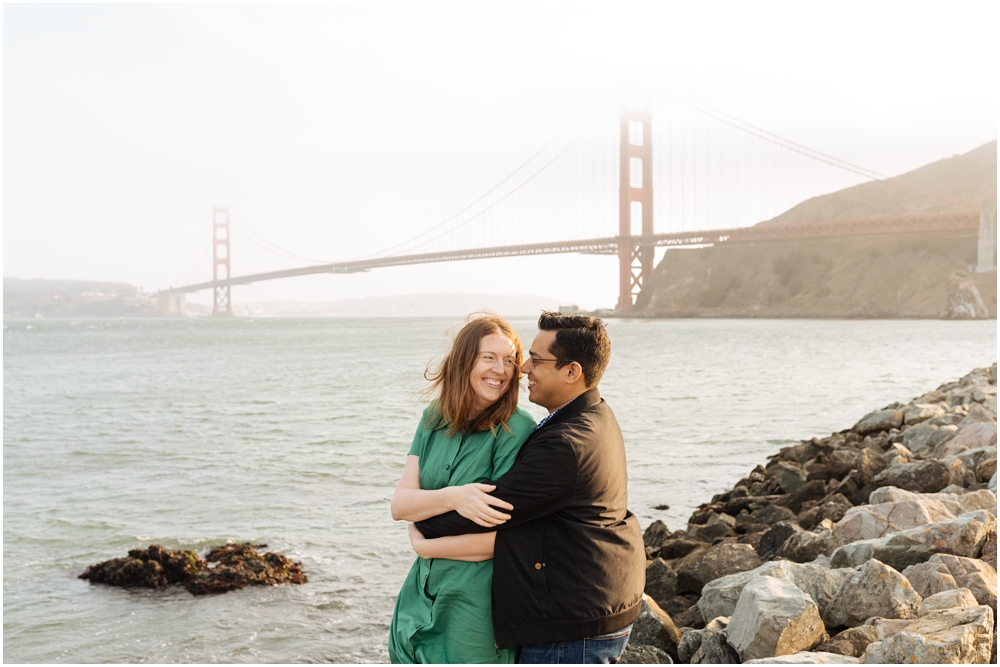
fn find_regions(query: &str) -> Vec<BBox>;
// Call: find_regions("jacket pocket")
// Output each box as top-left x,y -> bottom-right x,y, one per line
528,531 -> 550,599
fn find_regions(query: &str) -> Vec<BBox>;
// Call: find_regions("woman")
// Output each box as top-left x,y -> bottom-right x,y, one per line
388,315 -> 535,664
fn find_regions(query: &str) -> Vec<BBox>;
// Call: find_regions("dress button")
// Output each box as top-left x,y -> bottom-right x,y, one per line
445,464 -> 450,470
534,562 -> 542,570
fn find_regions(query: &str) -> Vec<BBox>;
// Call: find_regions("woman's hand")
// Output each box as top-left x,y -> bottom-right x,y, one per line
446,483 -> 513,528
408,523 -> 428,558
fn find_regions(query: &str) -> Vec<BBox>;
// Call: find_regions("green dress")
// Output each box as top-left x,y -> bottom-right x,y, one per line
389,405 -> 536,664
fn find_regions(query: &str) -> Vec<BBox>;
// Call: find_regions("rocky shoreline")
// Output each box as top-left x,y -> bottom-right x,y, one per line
623,364 -> 998,664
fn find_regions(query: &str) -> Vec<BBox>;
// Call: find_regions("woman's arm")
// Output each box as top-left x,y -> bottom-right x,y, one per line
390,455 -> 514,526
408,523 -> 495,562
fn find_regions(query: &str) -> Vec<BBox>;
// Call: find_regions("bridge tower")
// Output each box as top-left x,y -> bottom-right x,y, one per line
213,207 -> 233,316
617,107 -> 654,310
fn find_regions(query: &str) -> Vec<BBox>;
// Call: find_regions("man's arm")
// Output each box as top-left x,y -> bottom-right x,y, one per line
416,433 -> 577,539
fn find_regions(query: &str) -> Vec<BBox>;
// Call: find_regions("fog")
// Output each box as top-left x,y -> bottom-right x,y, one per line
3,3 -> 997,310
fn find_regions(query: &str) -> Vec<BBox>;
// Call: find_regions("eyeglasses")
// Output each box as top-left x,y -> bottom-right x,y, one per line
527,356 -> 568,366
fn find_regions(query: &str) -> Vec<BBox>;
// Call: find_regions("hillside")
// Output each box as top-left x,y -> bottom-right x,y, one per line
3,279 -> 159,318
637,141 -> 997,318
761,141 -> 996,224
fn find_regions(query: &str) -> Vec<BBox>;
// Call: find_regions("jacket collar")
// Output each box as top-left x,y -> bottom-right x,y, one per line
533,387 -> 602,433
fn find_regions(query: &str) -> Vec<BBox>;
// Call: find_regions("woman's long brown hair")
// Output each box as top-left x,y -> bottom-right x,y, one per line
423,314 -> 523,436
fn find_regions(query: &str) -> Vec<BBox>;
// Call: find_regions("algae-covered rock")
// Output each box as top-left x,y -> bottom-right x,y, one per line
80,543 -> 307,595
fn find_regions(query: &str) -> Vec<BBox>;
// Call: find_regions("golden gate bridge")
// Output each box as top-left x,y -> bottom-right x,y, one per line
159,103 -> 984,316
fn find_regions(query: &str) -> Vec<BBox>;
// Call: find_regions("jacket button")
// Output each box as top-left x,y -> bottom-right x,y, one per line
534,562 -> 542,570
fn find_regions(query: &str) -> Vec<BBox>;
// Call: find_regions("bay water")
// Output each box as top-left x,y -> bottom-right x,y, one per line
3,316 -> 996,662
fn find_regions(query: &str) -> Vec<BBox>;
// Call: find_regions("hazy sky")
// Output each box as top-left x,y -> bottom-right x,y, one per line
4,2 -> 997,309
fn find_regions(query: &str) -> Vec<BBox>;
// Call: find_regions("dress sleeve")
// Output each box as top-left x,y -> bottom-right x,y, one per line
407,406 -> 432,456
490,410 -> 534,479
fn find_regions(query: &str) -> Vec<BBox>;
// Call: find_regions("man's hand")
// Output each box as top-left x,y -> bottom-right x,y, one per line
446,483 -> 513,527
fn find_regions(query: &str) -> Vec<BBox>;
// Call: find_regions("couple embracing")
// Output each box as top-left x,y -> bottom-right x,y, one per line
389,312 -> 646,664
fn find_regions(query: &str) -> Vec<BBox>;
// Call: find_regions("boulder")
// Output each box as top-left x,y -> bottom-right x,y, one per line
826,450 -> 860,482
677,617 -> 736,663
822,559 -> 922,629
690,630 -> 740,664
771,461 -> 810,494
862,617 -> 913,641
854,409 -> 903,435
924,553 -> 997,609
776,480 -> 829,515
657,538 -> 706,561
829,510 -> 996,571
774,528 -> 837,564
832,497 -> 955,544
617,644 -> 673,664
699,560 -> 851,623
900,560 -> 959,599
870,460 -> 950,494
881,443 -> 914,465
945,458 -> 976,488
672,603 -> 705,631
855,450 -> 887,487
859,605 -> 994,664
757,522 -> 806,560
904,403 -> 946,425
744,652 -> 859,663
644,559 -> 678,606
677,542 -> 762,595
726,576 -> 827,662
749,505 -> 797,527
686,520 -> 737,543
631,596 -> 682,662
900,424 -> 939,456
799,494 -> 853,530
918,587 -> 979,616
934,421 -> 997,459
977,453 -> 997,483
644,520 -> 672,552
815,626 -> 879,658
867,486 -> 996,517
981,531 -> 997,570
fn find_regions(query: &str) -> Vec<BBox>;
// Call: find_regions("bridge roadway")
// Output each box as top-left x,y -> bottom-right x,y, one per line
171,211 -> 978,295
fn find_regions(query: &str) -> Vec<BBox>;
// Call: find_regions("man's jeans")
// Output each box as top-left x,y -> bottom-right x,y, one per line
518,625 -> 633,664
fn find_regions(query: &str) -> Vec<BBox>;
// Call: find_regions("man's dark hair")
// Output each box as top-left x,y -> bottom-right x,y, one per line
537,311 -> 611,388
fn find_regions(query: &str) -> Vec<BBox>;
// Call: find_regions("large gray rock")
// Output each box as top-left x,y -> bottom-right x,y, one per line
677,542 -> 762,595
689,630 -> 740,664
867,486 -> 996,517
644,558 -> 678,607
900,560 -> 958,599
618,644 -> 673,664
726,576 -> 827,662
859,605 -> 994,663
774,528 -> 836,563
854,409 -> 903,435
924,553 -> 997,609
745,652 -> 859,664
832,497 -> 955,544
677,617 -> 729,663
823,559 -> 922,629
904,403 -> 946,425
870,460 -> 950,494
631,595 -> 682,662
698,560 -> 850,623
934,421 -> 998,459
918,587 -> 979,616
901,424 -> 939,456
829,509 -> 996,571
977,452 -> 997,483
815,626 -> 880,659
771,460 -> 809,494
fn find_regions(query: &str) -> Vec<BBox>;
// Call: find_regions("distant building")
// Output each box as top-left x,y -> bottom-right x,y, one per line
558,304 -> 580,315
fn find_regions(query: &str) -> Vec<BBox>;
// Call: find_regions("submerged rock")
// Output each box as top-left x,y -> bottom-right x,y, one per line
79,543 -> 307,595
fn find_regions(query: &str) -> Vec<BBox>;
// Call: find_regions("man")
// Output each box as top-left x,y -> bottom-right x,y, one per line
415,312 -> 646,664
